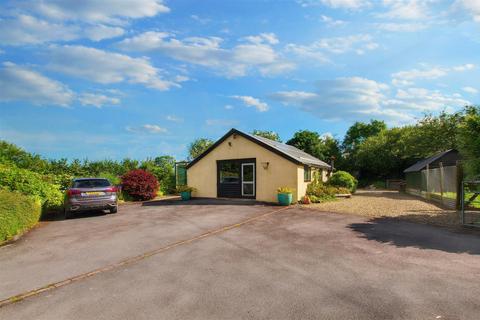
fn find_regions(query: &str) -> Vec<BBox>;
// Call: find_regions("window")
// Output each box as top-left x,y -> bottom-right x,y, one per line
73,179 -> 111,188
220,162 -> 240,184
304,165 -> 311,182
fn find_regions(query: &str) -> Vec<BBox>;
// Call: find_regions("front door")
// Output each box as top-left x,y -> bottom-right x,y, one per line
217,159 -> 255,199
241,163 -> 255,197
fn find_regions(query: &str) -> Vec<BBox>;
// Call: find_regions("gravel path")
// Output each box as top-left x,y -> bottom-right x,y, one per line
307,190 -> 461,228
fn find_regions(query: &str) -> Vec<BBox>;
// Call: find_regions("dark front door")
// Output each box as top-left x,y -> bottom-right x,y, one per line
217,159 -> 256,199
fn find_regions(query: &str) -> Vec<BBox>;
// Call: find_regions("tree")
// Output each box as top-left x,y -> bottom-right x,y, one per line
457,106 -> 480,178
286,130 -> 325,160
188,138 -> 214,160
140,156 -> 176,193
355,128 -> 408,179
251,130 -> 281,142
322,136 -> 344,169
342,120 -> 387,153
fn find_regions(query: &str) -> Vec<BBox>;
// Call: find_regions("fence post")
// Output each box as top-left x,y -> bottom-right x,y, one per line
426,164 -> 430,199
456,161 -> 463,210
439,162 -> 444,201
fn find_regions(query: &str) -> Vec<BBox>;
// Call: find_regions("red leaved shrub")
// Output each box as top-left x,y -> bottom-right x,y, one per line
121,169 -> 159,201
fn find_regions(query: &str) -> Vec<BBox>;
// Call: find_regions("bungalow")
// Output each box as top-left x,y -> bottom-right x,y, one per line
186,128 -> 331,203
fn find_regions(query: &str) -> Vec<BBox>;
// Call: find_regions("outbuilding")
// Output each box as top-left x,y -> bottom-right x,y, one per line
186,128 -> 331,203
403,149 -> 462,208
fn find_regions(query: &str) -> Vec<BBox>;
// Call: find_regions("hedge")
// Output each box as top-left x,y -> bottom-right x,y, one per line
0,189 -> 42,242
0,163 -> 64,211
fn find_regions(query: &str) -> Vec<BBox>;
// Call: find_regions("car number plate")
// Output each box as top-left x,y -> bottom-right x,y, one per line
82,191 -> 106,196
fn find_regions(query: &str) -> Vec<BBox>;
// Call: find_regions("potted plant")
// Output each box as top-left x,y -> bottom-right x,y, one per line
176,185 -> 196,201
277,187 -> 294,206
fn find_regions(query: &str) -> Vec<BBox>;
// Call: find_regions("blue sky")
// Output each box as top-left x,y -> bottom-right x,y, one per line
0,0 -> 479,161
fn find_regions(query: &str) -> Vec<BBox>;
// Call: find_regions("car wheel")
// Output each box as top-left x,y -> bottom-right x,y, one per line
109,206 -> 118,214
63,208 -> 73,219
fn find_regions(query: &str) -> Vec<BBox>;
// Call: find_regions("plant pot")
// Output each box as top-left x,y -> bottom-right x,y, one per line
277,193 -> 293,206
180,191 -> 191,201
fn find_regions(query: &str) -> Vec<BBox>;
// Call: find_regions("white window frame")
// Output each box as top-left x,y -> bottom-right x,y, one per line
241,163 -> 255,197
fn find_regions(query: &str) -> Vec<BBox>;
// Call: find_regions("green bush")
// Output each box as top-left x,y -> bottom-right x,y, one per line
328,171 -> 358,193
0,189 -> 42,242
306,179 -> 349,202
0,164 -> 63,211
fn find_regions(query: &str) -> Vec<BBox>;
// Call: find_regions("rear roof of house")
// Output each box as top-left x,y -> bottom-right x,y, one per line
403,149 -> 460,173
186,128 -> 331,169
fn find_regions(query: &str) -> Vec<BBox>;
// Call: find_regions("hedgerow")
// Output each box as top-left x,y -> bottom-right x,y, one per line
0,164 -> 63,211
0,189 -> 42,242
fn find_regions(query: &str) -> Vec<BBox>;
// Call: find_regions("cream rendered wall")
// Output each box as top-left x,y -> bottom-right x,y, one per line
296,167 -> 330,200
187,134 -> 300,203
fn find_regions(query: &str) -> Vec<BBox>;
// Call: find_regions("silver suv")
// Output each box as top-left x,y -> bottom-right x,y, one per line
64,178 -> 118,219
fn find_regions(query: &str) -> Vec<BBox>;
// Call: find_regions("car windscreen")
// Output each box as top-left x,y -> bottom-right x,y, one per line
73,179 -> 111,188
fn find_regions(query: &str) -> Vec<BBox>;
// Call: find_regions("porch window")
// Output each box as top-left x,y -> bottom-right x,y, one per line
304,165 -> 311,182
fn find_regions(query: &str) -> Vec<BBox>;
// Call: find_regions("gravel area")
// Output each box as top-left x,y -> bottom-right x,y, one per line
307,190 -> 462,228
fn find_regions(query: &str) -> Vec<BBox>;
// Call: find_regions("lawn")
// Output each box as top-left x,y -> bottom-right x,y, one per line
432,191 -> 480,209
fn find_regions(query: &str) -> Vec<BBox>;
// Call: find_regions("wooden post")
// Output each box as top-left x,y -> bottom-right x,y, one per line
456,161 -> 463,210
439,162 -> 444,201
426,164 -> 430,199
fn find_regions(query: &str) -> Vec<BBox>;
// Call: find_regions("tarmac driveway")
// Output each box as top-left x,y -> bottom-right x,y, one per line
1,199 -> 480,319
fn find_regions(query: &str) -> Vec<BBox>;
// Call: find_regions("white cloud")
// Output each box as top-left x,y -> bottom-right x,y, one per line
320,15 -> 347,27
462,86 -> 478,94
388,87 -> 470,111
452,0 -> 480,23
286,34 -> 378,62
0,62 -> 74,106
224,104 -> 234,110
0,15 -> 127,45
83,25 -> 125,41
46,45 -> 180,90
190,15 -> 211,24
118,32 -> 294,77
381,0 -> 431,20
126,124 -> 167,134
392,64 -> 476,84
242,33 -> 279,45
298,0 -> 370,9
270,77 -> 469,124
29,0 -> 169,24
452,63 -> 475,71
78,93 -> 120,108
0,14 -> 78,45
166,115 -> 183,122
231,95 -> 269,112
375,22 -> 428,32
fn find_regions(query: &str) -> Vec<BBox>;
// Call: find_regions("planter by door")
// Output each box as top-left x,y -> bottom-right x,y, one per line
217,158 -> 256,199
180,191 -> 191,200
277,193 -> 293,206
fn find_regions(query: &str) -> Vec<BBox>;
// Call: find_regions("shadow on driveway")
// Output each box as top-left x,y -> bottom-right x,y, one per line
348,217 -> 480,255
41,210 -> 108,221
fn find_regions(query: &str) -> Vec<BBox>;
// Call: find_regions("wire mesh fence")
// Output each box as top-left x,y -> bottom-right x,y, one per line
405,164 -> 460,209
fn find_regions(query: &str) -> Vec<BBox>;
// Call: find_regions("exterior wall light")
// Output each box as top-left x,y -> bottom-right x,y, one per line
261,162 -> 269,169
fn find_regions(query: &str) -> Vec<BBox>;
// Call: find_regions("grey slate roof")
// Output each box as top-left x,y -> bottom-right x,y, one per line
403,149 -> 456,173
245,132 -> 331,168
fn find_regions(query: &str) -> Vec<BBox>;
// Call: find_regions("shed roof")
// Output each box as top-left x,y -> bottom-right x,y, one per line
403,149 -> 459,173
186,128 -> 331,169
